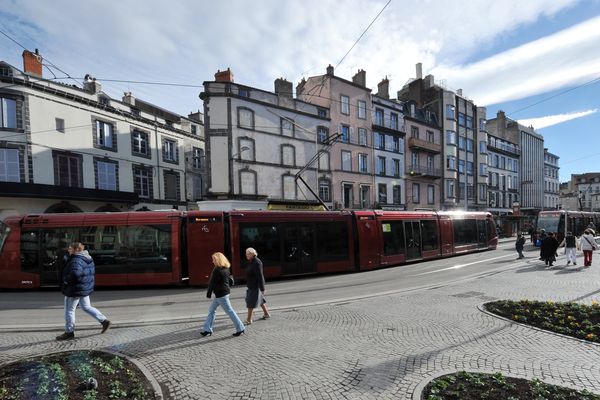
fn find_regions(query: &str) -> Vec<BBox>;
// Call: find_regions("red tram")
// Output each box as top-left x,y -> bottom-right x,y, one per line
0,210 -> 497,289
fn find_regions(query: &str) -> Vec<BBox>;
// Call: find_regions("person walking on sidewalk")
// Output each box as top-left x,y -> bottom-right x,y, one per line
201,252 -> 245,337
581,229 -> 597,268
515,233 -> 526,259
244,247 -> 270,325
56,242 -> 111,341
559,231 -> 578,266
540,232 -> 559,267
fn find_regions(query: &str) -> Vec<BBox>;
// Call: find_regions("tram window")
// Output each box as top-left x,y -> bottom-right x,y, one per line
420,220 -> 438,251
382,221 -> 405,256
239,224 -> 280,266
316,222 -> 349,260
41,228 -> 78,269
20,231 -> 39,272
453,219 -> 478,246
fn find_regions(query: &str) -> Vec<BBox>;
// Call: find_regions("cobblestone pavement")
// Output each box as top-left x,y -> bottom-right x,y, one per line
1,250 -> 600,399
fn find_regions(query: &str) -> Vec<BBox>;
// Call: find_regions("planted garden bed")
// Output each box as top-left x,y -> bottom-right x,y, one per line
0,350 -> 156,400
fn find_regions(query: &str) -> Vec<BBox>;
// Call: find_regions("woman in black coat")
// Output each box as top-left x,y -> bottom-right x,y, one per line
244,247 -> 270,325
540,232 -> 559,267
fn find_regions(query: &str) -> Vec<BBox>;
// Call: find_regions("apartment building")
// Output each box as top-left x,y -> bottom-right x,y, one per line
485,111 -> 521,214
200,69 -> 331,210
398,63 -> 487,210
543,149 -> 560,210
297,65 -> 373,209
567,173 -> 600,211
403,100 -> 442,210
371,78 -> 406,209
0,50 -> 204,218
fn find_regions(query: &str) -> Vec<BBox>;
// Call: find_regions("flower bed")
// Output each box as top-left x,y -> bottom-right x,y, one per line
422,371 -> 600,399
0,350 -> 156,400
484,299 -> 600,342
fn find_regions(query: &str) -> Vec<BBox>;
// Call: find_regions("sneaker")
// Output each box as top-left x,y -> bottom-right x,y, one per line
101,320 -> 111,334
56,332 -> 74,341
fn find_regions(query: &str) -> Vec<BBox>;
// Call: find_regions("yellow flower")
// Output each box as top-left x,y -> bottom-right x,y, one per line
586,333 -> 597,340
592,300 -> 599,307
567,315 -> 576,321
546,300 -> 554,305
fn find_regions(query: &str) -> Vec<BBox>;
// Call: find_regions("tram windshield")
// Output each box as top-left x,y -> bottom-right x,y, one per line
536,213 -> 563,234
0,221 -> 9,254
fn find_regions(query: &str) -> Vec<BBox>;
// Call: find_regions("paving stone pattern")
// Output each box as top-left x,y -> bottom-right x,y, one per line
1,255 -> 600,399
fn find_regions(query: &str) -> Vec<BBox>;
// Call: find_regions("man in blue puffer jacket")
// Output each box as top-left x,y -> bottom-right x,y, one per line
56,242 -> 111,340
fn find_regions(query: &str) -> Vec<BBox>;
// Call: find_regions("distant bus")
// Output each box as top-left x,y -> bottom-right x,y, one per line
535,210 -> 600,243
0,210 -> 498,289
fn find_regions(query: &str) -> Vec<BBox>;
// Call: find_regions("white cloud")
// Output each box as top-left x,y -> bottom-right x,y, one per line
0,0 -> 587,114
517,109 -> 598,129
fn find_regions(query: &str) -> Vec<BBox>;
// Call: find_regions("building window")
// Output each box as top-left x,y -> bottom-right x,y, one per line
281,145 -> 295,166
467,184 -> 474,200
94,120 -> 116,151
0,97 -> 17,129
393,159 -> 400,177
446,156 -> 456,170
340,125 -> 350,143
390,113 -> 398,130
411,151 -> 418,169
375,133 -> 385,149
0,148 -> 19,182
318,151 -> 330,171
427,155 -> 434,172
281,117 -> 294,137
358,128 -> 367,146
132,130 -> 150,157
318,126 -> 329,143
358,101 -> 366,119
359,185 -> 369,209
240,170 -> 257,195
318,108 -> 327,118
466,161 -> 474,175
427,185 -> 434,204
377,156 -> 386,175
191,125 -> 198,136
458,136 -> 465,150
446,104 -> 455,119
133,166 -> 152,198
458,159 -> 465,173
238,107 -> 254,128
340,95 -> 350,115
192,147 -> 204,169
479,118 -> 487,131
479,184 -> 487,201
282,175 -> 296,200
446,130 -> 456,145
411,126 -> 419,138
96,160 -> 117,191
55,118 -> 65,133
446,179 -> 455,198
164,172 -> 179,201
427,130 -> 434,143
375,108 -> 384,125
412,183 -> 420,203
378,183 -> 387,205
359,153 -> 368,173
392,185 -> 401,204
466,138 -> 474,152
393,137 -> 399,152
479,163 -> 487,176
458,112 -> 465,126
54,152 -> 82,188
341,150 -> 352,171
466,115 -> 473,129
319,179 -> 331,202
238,88 -> 249,97
162,138 -> 178,163
238,138 -> 255,161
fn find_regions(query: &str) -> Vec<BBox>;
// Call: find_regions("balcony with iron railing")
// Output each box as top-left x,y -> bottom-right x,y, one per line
408,137 -> 441,154
486,141 -> 520,156
408,164 -> 442,178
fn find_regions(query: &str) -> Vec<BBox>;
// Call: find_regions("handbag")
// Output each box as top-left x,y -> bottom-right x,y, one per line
583,236 -> 597,250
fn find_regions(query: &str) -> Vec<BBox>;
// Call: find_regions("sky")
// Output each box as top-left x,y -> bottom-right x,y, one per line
1,0 -> 599,182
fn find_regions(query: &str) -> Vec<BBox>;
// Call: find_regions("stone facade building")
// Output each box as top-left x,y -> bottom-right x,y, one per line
543,148 -> 560,210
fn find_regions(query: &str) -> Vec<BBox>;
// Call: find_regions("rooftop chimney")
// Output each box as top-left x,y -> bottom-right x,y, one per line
83,74 -> 102,94
122,92 -> 136,105
214,68 -> 234,82
377,77 -> 389,99
352,69 -> 366,87
326,64 -> 334,76
416,63 -> 422,79
22,49 -> 42,77
274,78 -> 293,98
457,88 -> 463,96
497,110 -> 506,136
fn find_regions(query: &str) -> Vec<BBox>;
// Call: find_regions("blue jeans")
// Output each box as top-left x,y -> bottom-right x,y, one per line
64,296 -> 106,333
202,294 -> 245,333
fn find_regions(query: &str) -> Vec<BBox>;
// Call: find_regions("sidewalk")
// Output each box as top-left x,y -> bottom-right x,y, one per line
0,247 -> 599,399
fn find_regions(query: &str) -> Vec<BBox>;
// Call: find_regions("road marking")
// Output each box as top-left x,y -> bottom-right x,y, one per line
410,253 -> 515,276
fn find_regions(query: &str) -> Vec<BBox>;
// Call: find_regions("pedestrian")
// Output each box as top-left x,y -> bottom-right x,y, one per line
538,229 -> 547,259
580,229 -> 597,268
56,242 -> 111,341
201,252 -> 245,337
559,231 -> 578,266
540,232 -> 559,267
244,247 -> 270,325
515,233 -> 526,259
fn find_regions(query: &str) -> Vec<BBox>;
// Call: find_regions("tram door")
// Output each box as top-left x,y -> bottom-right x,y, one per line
404,221 -> 422,260
39,229 -> 77,286
476,220 -> 488,248
282,224 -> 316,275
